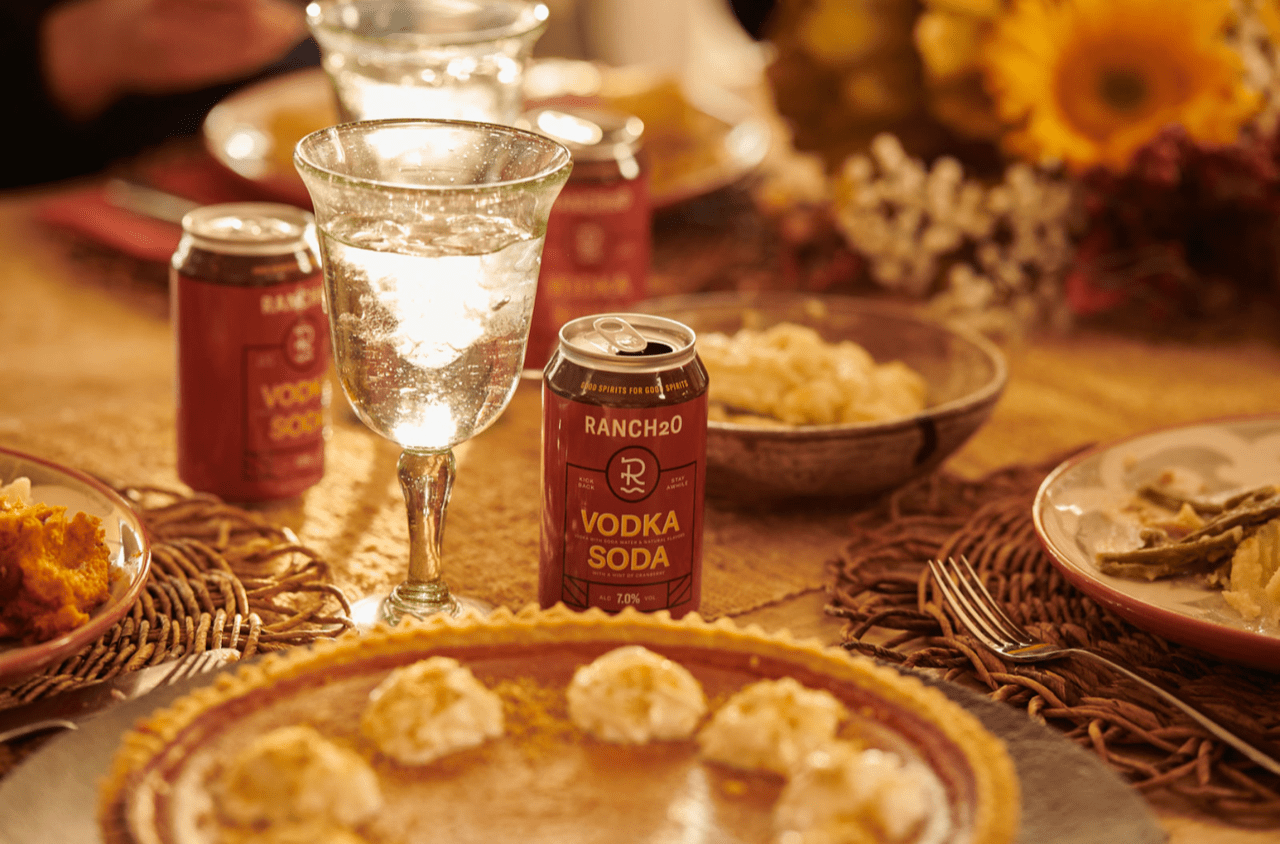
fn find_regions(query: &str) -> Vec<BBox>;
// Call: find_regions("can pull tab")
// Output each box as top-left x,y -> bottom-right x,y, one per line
593,317 -> 648,354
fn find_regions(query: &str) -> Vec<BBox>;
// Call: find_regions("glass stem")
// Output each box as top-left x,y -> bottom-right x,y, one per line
386,447 -> 458,620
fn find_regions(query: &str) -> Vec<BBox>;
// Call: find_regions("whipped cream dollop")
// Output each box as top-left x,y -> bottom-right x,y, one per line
567,645 -> 708,743
697,677 -> 847,776
773,741 -> 944,844
229,821 -> 370,844
360,656 -> 504,765
217,724 -> 382,829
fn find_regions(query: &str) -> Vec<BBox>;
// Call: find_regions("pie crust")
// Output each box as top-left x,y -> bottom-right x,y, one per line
97,605 -> 1020,844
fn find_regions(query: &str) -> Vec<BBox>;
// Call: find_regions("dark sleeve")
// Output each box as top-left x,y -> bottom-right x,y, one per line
729,0 -> 777,39
0,0 -> 100,188
0,1 -> 320,190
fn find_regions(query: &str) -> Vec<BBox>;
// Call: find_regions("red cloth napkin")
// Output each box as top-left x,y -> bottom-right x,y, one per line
38,188 -> 185,263
36,151 -> 298,263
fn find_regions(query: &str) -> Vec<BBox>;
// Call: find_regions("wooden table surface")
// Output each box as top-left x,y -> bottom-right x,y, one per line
3,184 -> 1280,841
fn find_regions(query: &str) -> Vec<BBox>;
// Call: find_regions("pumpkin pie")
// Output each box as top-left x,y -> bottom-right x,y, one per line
98,605 -> 1020,844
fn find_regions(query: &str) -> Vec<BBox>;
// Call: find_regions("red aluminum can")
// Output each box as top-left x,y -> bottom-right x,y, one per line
522,105 -> 650,369
540,313 -> 708,617
172,202 -> 331,502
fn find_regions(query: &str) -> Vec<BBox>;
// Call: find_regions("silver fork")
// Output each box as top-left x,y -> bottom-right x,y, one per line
0,648 -> 239,743
928,555 -> 1280,777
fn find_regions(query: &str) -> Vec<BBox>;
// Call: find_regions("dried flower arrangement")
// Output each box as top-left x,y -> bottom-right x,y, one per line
757,0 -> 1280,335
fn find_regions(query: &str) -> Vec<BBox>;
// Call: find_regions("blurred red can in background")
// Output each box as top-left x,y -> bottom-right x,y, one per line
172,202 -> 331,502
521,105 -> 650,369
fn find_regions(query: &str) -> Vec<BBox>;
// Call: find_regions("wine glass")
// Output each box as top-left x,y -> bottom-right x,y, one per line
294,119 -> 571,624
305,0 -> 549,124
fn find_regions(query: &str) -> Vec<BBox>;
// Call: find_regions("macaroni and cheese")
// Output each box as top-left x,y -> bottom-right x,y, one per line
698,323 -> 927,426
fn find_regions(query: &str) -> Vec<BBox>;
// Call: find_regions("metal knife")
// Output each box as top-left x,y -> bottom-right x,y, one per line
0,648 -> 239,743
102,178 -> 200,225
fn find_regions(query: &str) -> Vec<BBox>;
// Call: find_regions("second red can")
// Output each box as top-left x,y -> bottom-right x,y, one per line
522,106 -> 650,369
540,313 -> 708,617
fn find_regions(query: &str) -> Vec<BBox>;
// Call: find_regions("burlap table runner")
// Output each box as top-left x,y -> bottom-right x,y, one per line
829,457 -> 1280,823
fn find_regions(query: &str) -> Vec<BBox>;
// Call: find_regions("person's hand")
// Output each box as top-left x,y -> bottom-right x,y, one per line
43,0 -> 308,121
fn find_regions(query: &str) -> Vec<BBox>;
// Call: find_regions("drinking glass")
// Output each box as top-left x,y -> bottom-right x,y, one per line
295,119 -> 571,623
305,0 -> 549,123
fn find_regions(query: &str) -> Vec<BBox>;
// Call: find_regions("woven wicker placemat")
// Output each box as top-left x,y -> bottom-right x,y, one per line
0,487 -> 353,775
829,457 -> 1280,823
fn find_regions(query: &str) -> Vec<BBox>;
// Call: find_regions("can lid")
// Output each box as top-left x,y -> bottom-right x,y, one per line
519,106 -> 643,165
180,202 -> 316,255
559,313 -> 696,372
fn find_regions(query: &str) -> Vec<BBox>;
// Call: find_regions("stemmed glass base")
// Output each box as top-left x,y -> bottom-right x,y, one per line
350,590 -> 491,629
350,448 -> 491,630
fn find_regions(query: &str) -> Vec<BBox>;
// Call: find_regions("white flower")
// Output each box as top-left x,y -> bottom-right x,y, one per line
832,133 -> 1082,336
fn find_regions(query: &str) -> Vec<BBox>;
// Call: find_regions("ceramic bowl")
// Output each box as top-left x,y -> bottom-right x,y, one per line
636,292 -> 1007,503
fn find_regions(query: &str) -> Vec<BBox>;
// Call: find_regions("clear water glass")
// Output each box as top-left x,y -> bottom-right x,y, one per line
305,0 -> 549,123
295,119 -> 571,623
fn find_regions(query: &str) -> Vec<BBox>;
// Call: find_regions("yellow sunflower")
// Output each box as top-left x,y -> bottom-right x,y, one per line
914,1 -> 1008,139
1259,0 -> 1280,47
982,0 -> 1260,171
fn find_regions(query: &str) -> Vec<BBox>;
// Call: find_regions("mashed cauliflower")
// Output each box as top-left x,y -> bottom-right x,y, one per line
697,323 -> 927,426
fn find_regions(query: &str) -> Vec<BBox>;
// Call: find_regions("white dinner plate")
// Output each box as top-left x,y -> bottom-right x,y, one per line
202,63 -> 770,210
0,448 -> 151,685
1033,415 -> 1280,671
